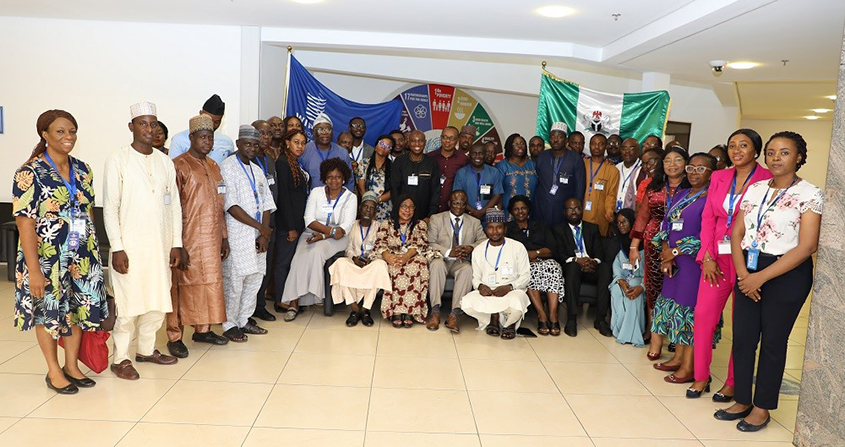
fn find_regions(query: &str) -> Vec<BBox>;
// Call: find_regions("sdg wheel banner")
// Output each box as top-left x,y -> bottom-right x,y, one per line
393,84 -> 502,154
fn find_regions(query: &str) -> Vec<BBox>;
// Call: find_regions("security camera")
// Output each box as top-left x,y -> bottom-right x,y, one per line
709,60 -> 727,76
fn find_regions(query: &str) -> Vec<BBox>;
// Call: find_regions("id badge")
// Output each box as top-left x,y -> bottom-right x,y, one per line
408,174 -> 419,186
487,275 -> 496,285
584,201 -> 592,211
364,243 -> 374,252
718,237 -> 731,255
595,182 -> 605,191
322,204 -> 334,213
671,219 -> 684,232
217,183 -> 227,195
72,218 -> 87,239
549,184 -> 559,195
267,176 -> 275,186
559,174 -> 569,185
501,266 -> 514,276
164,193 -> 172,205
622,262 -> 634,270
616,200 -> 623,212
476,200 -> 483,210
480,185 -> 491,195
746,248 -> 760,271
440,175 -> 446,185
68,230 -> 80,250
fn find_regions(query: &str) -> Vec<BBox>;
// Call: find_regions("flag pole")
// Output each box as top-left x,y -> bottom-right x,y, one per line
281,45 -> 293,117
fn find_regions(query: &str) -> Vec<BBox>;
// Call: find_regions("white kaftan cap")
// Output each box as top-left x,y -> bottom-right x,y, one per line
312,112 -> 332,127
550,121 -> 567,134
130,101 -> 157,119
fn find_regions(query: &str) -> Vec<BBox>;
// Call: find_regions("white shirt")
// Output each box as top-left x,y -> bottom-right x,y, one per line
564,222 -> 601,263
470,238 -> 530,290
615,160 -> 640,208
303,186 -> 358,236
351,143 -> 365,164
739,179 -> 823,255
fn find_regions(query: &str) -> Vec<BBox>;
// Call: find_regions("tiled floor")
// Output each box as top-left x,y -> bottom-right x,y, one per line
0,274 -> 808,447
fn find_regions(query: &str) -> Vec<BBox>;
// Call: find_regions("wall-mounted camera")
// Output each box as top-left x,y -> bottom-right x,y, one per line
709,60 -> 727,77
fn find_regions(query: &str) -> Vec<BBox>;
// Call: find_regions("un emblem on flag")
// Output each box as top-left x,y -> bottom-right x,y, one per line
583,110 -> 611,134
414,104 -> 427,119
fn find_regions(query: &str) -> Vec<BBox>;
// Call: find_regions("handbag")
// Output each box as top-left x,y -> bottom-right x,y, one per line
101,295 -> 117,332
58,330 -> 111,374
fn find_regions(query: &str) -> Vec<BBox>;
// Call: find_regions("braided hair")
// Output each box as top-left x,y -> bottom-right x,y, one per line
283,128 -> 307,187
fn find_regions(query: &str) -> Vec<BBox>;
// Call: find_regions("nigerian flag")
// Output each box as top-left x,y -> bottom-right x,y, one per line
536,70 -> 671,156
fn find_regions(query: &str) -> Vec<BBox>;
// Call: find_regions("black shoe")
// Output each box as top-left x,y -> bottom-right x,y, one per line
253,307 -> 277,322
564,319 -> 578,337
167,340 -> 189,358
346,311 -> 361,327
45,375 -> 78,395
361,310 -> 375,327
192,331 -> 229,345
248,317 -> 257,326
61,368 -> 96,388
273,303 -> 287,314
686,377 -> 712,399
737,416 -> 770,432
668,342 -> 676,352
712,392 -> 735,403
714,406 -> 753,421
594,320 -> 613,337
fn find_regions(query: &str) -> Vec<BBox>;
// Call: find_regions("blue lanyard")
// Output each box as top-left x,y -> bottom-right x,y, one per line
552,155 -> 565,184
359,223 -> 371,257
484,239 -> 506,271
726,164 -> 757,228
474,169 -> 484,196
255,155 -> 269,177
325,188 -> 345,226
399,222 -> 413,246
352,147 -> 363,163
450,216 -> 463,243
588,158 -> 604,193
316,147 -> 331,163
237,156 -> 261,222
620,160 -> 640,192
662,189 -> 706,230
45,153 -> 78,216
753,177 -> 798,247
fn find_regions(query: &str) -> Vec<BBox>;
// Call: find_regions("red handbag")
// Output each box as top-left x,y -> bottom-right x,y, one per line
58,330 -> 111,373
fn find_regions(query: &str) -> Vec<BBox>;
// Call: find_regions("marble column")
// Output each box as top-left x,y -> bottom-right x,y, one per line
793,28 -> 845,447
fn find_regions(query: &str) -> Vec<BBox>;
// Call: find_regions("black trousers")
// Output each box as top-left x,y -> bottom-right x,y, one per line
255,230 -> 276,312
271,231 -> 299,305
563,260 -> 611,322
733,253 -> 813,410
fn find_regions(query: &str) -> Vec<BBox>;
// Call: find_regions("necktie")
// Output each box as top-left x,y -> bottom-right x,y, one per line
575,225 -> 582,255
453,217 -> 461,247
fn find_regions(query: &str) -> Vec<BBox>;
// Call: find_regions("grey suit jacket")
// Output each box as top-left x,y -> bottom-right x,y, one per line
428,211 -> 486,258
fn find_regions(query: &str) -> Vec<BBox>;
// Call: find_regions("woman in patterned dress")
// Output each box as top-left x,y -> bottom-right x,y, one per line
497,133 -> 537,219
13,110 -> 107,394
356,135 -> 393,221
372,195 -> 440,327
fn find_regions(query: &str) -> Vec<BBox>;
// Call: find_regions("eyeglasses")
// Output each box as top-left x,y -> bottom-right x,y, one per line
685,165 -> 712,174
399,203 -> 416,210
564,206 -> 582,212
349,123 -> 365,129
314,127 -> 332,134
441,135 -> 458,141
663,158 -> 685,165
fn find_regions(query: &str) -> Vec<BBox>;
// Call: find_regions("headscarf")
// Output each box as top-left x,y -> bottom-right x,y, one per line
613,208 -> 636,254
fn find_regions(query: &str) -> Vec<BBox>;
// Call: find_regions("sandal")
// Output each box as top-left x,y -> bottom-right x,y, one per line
486,325 -> 500,337
537,321 -> 550,336
283,308 -> 298,322
549,321 -> 561,337
222,327 -> 248,343
402,314 -> 414,328
501,326 -> 516,340
391,315 -> 403,328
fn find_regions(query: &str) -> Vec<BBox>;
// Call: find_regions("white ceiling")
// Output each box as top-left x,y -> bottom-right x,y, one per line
2,0 -> 843,120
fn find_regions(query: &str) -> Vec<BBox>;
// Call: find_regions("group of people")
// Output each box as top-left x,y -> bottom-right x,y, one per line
12,93 -> 822,434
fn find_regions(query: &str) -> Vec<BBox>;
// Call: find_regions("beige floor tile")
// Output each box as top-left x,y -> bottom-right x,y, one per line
657,395 -> 794,442
30,377 -> 175,421
116,422 -> 250,447
307,309 -> 382,331
142,380 -> 272,426
376,329 -> 457,358
244,427 -> 364,447
567,394 -> 694,439
546,362 -> 650,395
0,373 -> 58,417
0,341 -> 37,364
623,363 -> 720,397
480,434 -> 594,447
255,384 -> 370,430
89,346 -> 207,380
367,431 -> 480,447
710,343 -> 734,368
0,418 -> 134,447
371,355 -> 465,390
592,439 -> 704,447
278,352 -> 374,387
0,345 -> 53,374
528,334 -> 619,363
0,320 -> 38,342
210,326 -> 304,352
700,441 -> 795,447
784,345 -> 806,369
469,390 -> 586,437
600,339 -> 655,365
770,399 -> 798,433
461,358 -> 557,393
182,349 -> 290,383
368,388 -> 475,433
453,331 -> 538,361
785,368 -> 802,381
295,328 -> 379,355
0,417 -> 20,434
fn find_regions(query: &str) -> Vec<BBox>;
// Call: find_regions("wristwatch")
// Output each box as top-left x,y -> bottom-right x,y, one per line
671,248 -> 680,257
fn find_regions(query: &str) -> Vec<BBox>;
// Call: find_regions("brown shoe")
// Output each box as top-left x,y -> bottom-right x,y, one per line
445,313 -> 461,334
110,360 -> 140,380
426,312 -> 441,331
135,350 -> 178,365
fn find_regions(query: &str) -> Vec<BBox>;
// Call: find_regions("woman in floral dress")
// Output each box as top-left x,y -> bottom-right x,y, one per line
356,135 -> 393,221
13,110 -> 107,394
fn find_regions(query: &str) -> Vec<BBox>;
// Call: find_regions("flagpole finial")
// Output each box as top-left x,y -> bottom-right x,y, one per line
287,45 -> 293,52
542,61 -> 547,69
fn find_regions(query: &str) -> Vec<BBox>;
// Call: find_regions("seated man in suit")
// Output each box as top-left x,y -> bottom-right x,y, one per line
552,197 -> 613,338
427,190 -> 486,333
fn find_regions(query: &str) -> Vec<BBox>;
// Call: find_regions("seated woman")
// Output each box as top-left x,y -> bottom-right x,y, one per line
372,195 -> 440,328
609,208 -> 646,347
328,191 -> 392,327
505,195 -> 564,336
280,158 -> 357,321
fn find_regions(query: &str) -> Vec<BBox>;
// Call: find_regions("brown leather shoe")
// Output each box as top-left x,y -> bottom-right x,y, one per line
135,350 -> 178,365
426,312 -> 441,331
445,313 -> 461,334
110,360 -> 140,380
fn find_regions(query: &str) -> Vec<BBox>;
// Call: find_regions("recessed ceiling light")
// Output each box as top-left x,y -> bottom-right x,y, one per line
536,6 -> 574,18
805,116 -> 820,120
292,0 -> 323,4
811,108 -> 831,113
727,62 -> 756,70
826,95 -> 837,100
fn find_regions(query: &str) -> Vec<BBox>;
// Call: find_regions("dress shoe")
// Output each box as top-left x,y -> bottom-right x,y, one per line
45,375 -> 79,394
167,340 -> 189,358
686,377 -> 712,399
346,311 -> 361,327
361,310 -> 374,327
737,416 -> 770,432
253,307 -> 277,322
273,303 -> 287,314
445,313 -> 461,334
192,331 -> 228,345
135,350 -> 178,365
714,406 -> 753,421
110,360 -> 140,380
426,312 -> 441,331
712,392 -> 735,403
594,320 -> 613,337
664,373 -> 694,384
563,319 -> 578,337
241,322 -> 268,335
653,362 -> 680,372
62,368 -> 96,388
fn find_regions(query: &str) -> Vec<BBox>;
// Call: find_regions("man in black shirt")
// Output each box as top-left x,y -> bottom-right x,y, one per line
390,130 -> 441,221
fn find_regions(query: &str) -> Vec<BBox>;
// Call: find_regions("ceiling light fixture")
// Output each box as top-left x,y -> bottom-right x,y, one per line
826,95 -> 837,100
727,62 -> 756,70
536,6 -> 574,18
811,108 -> 831,113
292,0 -> 323,4
805,116 -> 820,120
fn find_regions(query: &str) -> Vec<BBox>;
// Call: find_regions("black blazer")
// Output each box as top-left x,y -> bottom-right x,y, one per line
275,157 -> 309,233
551,220 -> 606,264
505,220 -> 555,252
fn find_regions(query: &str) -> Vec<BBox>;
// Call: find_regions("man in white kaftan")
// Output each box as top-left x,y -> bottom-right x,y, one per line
103,101 -> 183,380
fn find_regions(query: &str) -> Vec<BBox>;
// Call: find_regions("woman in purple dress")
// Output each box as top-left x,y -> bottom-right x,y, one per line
650,153 -> 717,385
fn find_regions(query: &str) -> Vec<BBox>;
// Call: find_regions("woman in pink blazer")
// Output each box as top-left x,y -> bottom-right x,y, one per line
687,129 -> 772,401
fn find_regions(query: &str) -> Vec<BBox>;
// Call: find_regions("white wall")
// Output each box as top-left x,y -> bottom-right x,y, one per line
0,17 -> 243,203
739,119 -> 833,188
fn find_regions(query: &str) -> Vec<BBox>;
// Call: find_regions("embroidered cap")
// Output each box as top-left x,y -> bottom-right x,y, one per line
550,121 -> 568,134
485,207 -> 506,223
189,115 -> 214,134
130,101 -> 157,119
238,124 -> 260,141
313,112 -> 332,127
361,191 -> 379,204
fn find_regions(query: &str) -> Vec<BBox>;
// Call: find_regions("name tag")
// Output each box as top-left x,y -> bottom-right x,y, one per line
322,204 -> 334,213
408,174 -> 419,186
217,184 -> 227,195
549,184 -> 559,195
718,237 -> 731,255
671,219 -> 684,232
267,176 -> 275,186
575,252 -> 588,258
487,274 -> 496,284
164,193 -> 171,205
440,175 -> 446,185
622,262 -> 634,270
746,248 -> 759,271
480,185 -> 491,195
595,183 -> 605,191
501,266 -> 514,276
364,243 -> 374,252
559,174 -> 569,184
584,201 -> 593,211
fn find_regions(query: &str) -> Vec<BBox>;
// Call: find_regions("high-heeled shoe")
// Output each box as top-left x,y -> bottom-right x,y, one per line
686,377 -> 712,398
714,406 -> 752,421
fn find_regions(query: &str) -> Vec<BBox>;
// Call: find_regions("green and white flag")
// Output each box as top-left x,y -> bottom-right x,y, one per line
536,70 -> 671,156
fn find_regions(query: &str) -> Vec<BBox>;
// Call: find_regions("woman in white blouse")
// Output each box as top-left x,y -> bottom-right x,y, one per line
715,131 -> 823,432
280,158 -> 357,321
